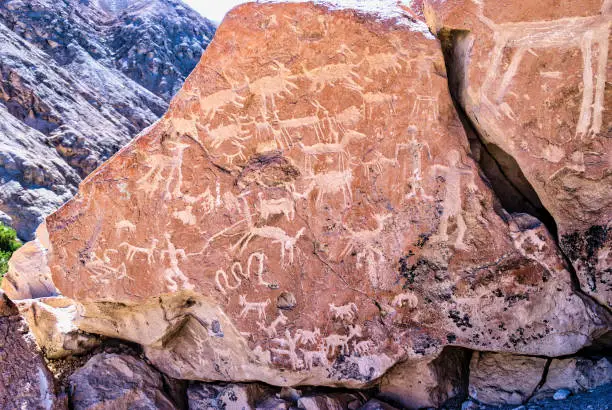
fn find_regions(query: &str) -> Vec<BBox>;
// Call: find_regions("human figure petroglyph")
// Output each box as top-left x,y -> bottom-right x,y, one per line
431,150 -> 479,250
256,192 -> 295,221
474,0 -> 610,137
363,92 -> 397,119
302,62 -> 363,93
137,141 -> 190,199
160,233 -> 192,292
340,214 -> 392,288
272,329 -> 303,370
300,344 -> 329,370
119,239 -> 158,265
215,251 -> 274,295
411,95 -> 439,125
400,133 -> 433,199
392,292 -> 419,309
329,302 -> 358,323
247,61 -> 298,116
257,311 -> 288,338
296,328 -> 321,346
323,324 -> 363,356
352,340 -> 374,356
238,295 -> 271,320
115,220 -> 136,234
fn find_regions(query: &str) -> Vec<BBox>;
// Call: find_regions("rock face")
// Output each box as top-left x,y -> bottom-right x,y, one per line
0,291 -> 63,409
187,382 -> 276,410
68,353 -> 176,409
423,0 -> 612,307
1,222 -> 58,299
45,1 -> 609,388
0,0 -> 215,240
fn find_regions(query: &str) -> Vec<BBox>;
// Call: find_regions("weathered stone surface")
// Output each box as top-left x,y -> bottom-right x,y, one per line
468,351 -> 547,405
423,0 -> 612,307
378,347 -> 469,408
0,291 -> 64,409
47,1 -> 608,388
1,222 -> 58,299
297,392 -> 366,410
187,382 -> 276,410
15,296 -> 101,359
533,357 -> 612,400
358,398 -> 399,410
68,352 -> 176,409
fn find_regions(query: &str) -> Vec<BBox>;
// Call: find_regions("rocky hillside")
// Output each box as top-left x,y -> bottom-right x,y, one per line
1,1 -> 610,409
0,0 -> 215,240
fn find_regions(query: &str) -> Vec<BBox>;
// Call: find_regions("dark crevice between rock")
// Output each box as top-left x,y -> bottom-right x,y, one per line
525,357 -> 552,403
436,28 -> 612,325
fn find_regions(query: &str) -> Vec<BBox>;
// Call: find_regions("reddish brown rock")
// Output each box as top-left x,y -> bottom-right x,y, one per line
46,1 -> 607,387
0,291 -> 64,409
423,0 -> 612,307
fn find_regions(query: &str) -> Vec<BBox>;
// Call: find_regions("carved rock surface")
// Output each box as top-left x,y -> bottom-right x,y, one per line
187,382 -> 276,410
1,222 -> 58,299
47,1 -> 607,387
424,0 -> 612,307
0,291 -> 63,409
68,353 -> 176,410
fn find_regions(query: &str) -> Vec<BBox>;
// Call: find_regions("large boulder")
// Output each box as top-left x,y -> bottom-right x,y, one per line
0,291 -> 64,409
68,353 -> 176,409
46,1 -> 608,388
187,382 -> 276,410
1,222 -> 59,300
423,0 -> 612,307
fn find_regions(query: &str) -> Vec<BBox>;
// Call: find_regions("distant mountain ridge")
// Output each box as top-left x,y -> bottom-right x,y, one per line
0,0 -> 216,239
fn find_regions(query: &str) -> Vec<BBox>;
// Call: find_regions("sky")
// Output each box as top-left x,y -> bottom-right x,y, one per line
183,0 -> 248,22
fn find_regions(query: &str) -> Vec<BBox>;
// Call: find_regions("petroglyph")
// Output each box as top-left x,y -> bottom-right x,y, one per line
247,61 -> 298,115
302,63 -> 363,93
115,220 -> 136,234
297,169 -> 354,209
431,150 -> 479,250
232,222 -> 306,266
173,205 -> 197,225
411,95 -> 439,125
340,214 -> 391,288
475,0 -> 610,136
119,239 -> 158,265
215,251 -> 274,295
400,133 -> 433,199
352,340 -> 374,355
257,311 -> 288,337
363,92 -> 397,119
329,302 -> 358,322
199,72 -> 246,121
296,328 -> 321,346
257,192 -> 295,221
239,295 -> 271,320
323,324 -> 362,355
85,250 -> 131,284
137,141 -> 190,199
392,291 -> 418,308
299,128 -> 366,171
271,329 -> 303,370
199,119 -> 251,150
160,233 -> 192,292
362,50 -> 405,76
300,344 -> 329,370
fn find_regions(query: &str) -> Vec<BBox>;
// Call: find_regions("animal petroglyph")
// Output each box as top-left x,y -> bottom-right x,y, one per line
329,302 -> 358,323
257,311 -> 288,338
119,239 -> 158,265
239,295 -> 271,320
475,0 -> 610,137
302,63 -> 363,93
323,324 -> 363,355
272,329 -> 303,370
257,192 -> 295,221
199,72 -> 246,121
362,50 -> 405,76
392,291 -> 418,308
297,169 -> 354,209
215,252 -> 274,295
340,214 -> 391,288
137,141 -> 190,199
199,120 -> 251,150
232,222 -> 305,266
352,340 -> 374,355
363,92 -> 397,119
160,233 -> 192,292
85,250 -> 131,284
115,220 -> 136,234
299,128 -> 365,171
300,344 -> 329,370
247,61 -> 298,116
296,328 -> 321,346
431,150 -> 479,250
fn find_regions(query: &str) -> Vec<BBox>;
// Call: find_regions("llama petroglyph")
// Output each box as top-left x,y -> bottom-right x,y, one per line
431,150 -> 479,250
257,311 -> 288,338
340,214 -> 391,288
297,169 -> 354,209
392,291 -> 418,308
199,72 -> 246,121
119,239 -> 158,265
352,340 -> 374,355
231,223 -> 305,266
363,92 -> 398,119
362,50 -> 405,76
247,61 -> 298,116
115,220 -> 136,234
199,119 -> 251,150
302,63 -> 363,92
323,324 -> 363,355
296,328 -> 321,346
299,128 -> 365,171
239,295 -> 271,320
160,233 -> 192,292
329,302 -> 358,322
300,344 -> 329,370
137,141 -> 190,199
257,192 -> 295,221
474,0 -> 610,137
